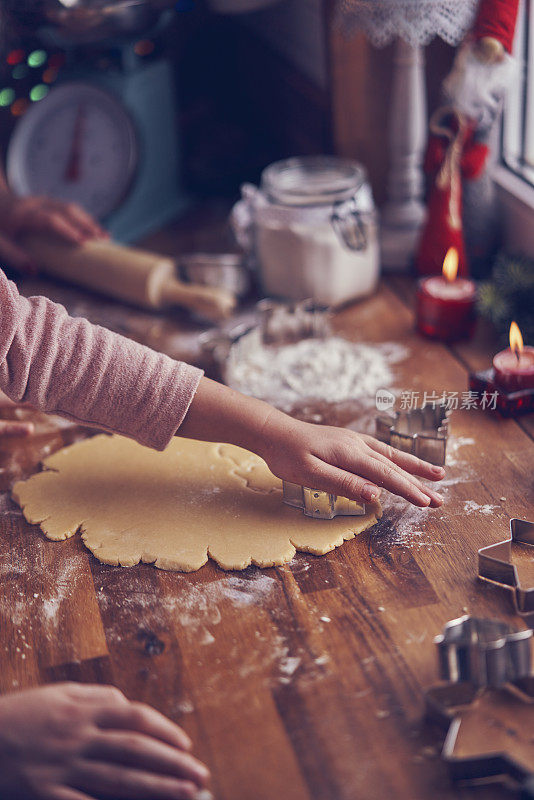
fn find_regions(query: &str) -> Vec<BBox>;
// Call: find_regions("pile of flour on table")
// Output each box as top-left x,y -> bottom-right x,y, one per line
225,328 -> 405,410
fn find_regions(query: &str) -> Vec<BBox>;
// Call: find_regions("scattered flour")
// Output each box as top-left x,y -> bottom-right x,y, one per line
199,629 -> 215,645
0,538 -> 87,669
225,330 -> 407,410
278,655 -> 301,683
446,436 -> 476,468
97,572 -> 279,637
377,433 -> 501,549
174,698 -> 195,715
378,492 -> 437,550
463,500 -> 499,516
94,570 -> 330,690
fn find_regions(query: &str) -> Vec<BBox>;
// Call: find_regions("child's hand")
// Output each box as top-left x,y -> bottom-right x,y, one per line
258,413 -> 445,508
0,194 -> 107,274
179,378 -> 445,509
0,683 -> 210,800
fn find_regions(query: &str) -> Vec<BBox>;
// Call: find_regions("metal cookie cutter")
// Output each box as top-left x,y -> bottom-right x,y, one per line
434,615 -> 532,688
282,482 -> 366,520
199,298 -> 331,373
478,518 -> 534,615
375,403 -> 450,466
256,298 -> 331,345
426,616 -> 534,794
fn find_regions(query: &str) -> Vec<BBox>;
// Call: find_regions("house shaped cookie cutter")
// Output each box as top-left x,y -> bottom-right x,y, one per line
434,614 -> 532,688
375,403 -> 450,466
282,482 -> 366,520
425,676 -> 534,790
478,518 -> 534,615
426,616 -> 534,791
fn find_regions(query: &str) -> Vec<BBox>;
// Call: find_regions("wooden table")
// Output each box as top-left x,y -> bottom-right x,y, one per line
1,236 -> 533,800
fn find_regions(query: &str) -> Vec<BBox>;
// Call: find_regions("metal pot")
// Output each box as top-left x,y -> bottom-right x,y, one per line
179,253 -> 250,299
34,0 -> 177,44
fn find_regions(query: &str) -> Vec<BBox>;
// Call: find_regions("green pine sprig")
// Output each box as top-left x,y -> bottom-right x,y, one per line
477,252 -> 534,346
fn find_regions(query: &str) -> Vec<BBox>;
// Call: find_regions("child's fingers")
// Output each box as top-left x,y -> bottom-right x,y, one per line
47,212 -> 87,244
31,208 -> 86,244
361,448 -> 444,506
305,457 -> 381,503
48,787 -> 95,800
59,201 -> 108,240
0,420 -> 34,436
362,436 -> 445,481
69,761 -> 201,800
368,454 -> 443,507
97,701 -> 193,752
344,455 -> 438,507
332,439 -> 443,506
85,732 -> 209,787
350,438 -> 444,504
311,455 -> 438,507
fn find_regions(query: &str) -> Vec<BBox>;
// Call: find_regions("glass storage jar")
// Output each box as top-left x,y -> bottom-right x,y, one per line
231,156 -> 379,306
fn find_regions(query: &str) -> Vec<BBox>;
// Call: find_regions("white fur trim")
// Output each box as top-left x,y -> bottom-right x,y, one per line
443,43 -> 517,129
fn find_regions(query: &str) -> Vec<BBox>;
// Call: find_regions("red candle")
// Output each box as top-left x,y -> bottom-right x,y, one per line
493,322 -> 534,391
416,248 -> 476,341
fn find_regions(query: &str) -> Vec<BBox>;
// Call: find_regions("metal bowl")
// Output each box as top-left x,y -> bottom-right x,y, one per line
180,252 -> 250,299
34,0 -> 177,44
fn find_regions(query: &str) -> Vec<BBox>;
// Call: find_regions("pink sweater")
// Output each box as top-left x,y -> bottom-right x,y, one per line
0,269 -> 203,450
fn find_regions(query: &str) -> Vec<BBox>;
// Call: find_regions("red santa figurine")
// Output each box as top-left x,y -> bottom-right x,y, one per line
415,0 -> 520,277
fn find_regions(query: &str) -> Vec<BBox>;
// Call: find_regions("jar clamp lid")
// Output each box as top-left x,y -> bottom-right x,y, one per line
261,155 -> 367,207
260,155 -> 375,251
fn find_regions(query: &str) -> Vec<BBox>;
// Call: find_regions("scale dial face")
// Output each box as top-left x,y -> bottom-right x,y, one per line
7,82 -> 138,220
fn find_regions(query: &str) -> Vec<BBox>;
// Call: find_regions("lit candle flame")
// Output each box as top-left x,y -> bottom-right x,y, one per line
510,321 -> 524,363
442,247 -> 459,282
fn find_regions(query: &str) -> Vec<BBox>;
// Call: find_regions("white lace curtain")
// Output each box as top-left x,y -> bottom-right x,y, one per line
335,0 -> 480,47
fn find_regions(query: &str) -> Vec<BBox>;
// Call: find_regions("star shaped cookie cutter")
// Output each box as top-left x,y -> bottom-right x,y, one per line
375,403 -> 450,466
478,518 -> 534,615
282,482 -> 366,520
426,616 -> 534,792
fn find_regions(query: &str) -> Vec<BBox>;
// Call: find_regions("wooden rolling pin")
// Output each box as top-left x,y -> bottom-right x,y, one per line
21,235 -> 236,322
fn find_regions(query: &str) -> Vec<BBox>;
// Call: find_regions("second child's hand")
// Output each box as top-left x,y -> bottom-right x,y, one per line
0,192 -> 108,276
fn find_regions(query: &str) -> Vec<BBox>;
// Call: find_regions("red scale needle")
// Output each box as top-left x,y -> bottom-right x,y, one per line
65,104 -> 85,182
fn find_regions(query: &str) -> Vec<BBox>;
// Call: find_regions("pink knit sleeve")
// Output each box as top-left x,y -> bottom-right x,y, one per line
0,269 -> 203,450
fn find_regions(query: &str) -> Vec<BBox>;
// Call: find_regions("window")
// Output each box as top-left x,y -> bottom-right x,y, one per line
502,0 -> 534,186
495,0 -> 534,255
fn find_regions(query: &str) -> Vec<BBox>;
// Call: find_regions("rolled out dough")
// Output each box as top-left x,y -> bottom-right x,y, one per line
12,435 -> 382,572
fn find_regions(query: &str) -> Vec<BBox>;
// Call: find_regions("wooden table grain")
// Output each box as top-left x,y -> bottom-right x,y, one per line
1,249 -> 533,800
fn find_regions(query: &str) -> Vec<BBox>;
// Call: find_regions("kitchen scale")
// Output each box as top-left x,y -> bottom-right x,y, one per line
3,3 -> 187,243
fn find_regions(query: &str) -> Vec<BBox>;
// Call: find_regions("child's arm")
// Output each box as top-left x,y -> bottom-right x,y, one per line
1,268 -> 443,507
179,377 -> 444,508
0,268 -> 203,450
